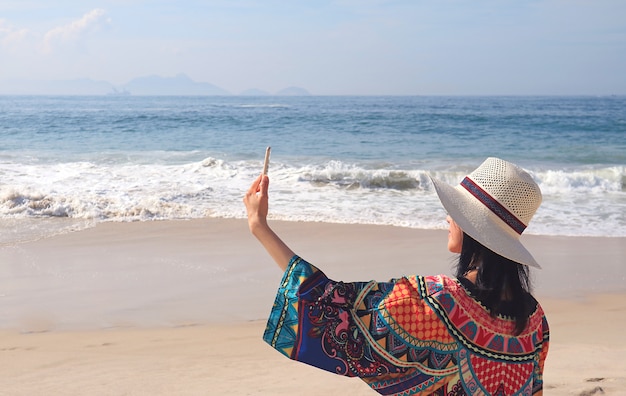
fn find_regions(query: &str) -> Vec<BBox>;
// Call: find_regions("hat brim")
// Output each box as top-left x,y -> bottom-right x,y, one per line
430,176 -> 541,268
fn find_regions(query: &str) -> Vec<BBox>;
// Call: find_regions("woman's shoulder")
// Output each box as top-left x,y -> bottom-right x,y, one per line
410,273 -> 463,296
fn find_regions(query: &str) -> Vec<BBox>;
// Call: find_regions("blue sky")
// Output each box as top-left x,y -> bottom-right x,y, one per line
1,0 -> 625,95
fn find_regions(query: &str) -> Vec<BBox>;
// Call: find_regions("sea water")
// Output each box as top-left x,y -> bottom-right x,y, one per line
1,95 -> 625,244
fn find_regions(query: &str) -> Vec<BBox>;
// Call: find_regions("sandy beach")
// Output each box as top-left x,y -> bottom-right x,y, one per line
1,219 -> 625,395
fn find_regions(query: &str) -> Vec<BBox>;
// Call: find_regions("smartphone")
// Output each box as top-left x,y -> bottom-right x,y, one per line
262,146 -> 271,175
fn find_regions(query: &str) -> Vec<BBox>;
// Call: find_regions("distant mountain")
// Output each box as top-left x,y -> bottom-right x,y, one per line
122,73 -> 230,96
275,86 -> 311,96
0,75 -> 311,96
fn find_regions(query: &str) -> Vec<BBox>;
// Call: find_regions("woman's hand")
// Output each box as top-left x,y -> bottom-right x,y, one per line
243,174 -> 269,234
243,174 -> 295,271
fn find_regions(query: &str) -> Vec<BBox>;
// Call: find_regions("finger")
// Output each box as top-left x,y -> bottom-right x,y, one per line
247,174 -> 263,195
259,175 -> 269,196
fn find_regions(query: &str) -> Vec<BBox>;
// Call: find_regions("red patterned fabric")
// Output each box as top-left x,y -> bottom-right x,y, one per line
264,256 -> 550,395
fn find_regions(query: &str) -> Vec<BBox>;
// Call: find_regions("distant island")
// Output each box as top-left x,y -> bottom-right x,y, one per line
0,73 -> 311,96
121,74 -> 229,96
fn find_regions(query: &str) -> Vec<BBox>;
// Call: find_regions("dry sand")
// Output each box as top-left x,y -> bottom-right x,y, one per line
1,219 -> 625,395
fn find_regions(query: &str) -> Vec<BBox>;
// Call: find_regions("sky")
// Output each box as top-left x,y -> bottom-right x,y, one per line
1,0 -> 625,95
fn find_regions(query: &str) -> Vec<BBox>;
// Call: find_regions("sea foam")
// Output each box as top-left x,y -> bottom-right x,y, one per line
1,158 -> 624,242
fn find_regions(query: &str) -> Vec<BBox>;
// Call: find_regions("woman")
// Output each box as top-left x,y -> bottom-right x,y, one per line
244,157 -> 549,395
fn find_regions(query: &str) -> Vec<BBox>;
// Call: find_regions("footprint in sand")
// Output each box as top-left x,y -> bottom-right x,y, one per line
580,378 -> 605,396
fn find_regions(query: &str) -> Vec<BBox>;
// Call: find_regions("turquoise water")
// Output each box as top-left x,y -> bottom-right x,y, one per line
1,95 -> 625,241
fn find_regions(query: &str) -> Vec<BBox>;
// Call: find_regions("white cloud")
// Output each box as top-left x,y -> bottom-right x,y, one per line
42,8 -> 110,53
0,19 -> 30,48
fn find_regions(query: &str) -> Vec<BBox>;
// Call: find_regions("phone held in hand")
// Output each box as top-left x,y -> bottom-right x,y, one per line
263,147 -> 271,175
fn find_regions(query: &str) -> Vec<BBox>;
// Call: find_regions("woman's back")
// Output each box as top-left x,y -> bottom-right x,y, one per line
264,256 -> 549,395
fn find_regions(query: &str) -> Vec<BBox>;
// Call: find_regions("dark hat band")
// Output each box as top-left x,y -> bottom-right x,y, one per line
460,177 -> 526,235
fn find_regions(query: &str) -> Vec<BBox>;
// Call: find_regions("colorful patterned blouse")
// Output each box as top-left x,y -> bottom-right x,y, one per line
264,256 -> 549,395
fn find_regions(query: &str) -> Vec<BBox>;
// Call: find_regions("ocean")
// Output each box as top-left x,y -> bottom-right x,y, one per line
1,95 -> 625,244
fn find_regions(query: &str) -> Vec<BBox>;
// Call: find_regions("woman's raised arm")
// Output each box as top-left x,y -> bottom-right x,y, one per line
243,174 -> 295,271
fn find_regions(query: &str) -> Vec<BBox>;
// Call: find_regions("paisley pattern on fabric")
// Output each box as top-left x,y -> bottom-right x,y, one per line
264,256 -> 549,396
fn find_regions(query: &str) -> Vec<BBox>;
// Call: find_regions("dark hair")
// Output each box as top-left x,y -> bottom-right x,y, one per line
455,233 -> 534,335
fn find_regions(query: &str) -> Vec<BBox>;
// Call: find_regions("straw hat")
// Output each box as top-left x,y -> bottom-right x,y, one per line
430,157 -> 542,268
